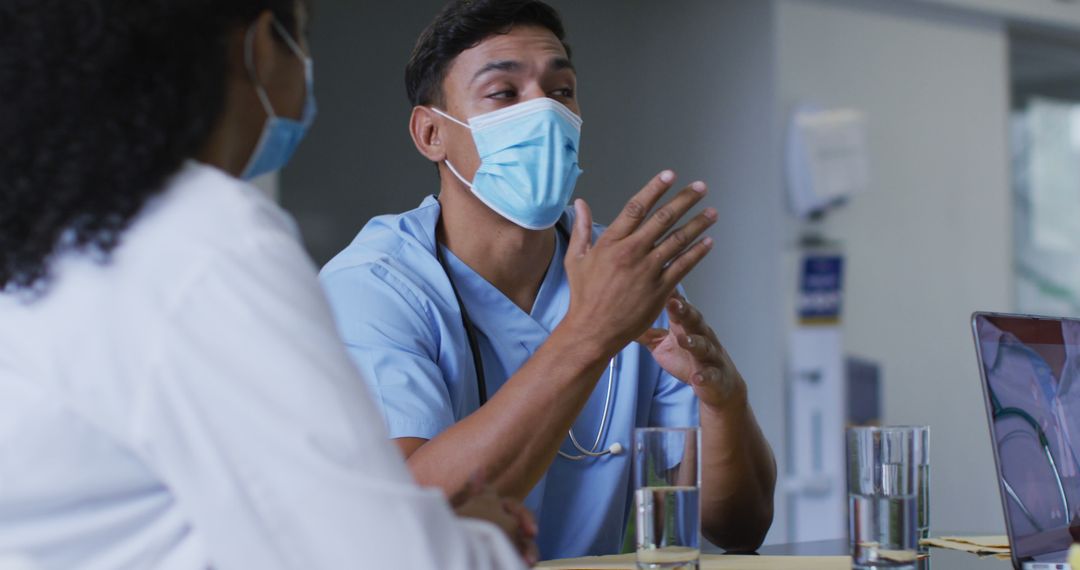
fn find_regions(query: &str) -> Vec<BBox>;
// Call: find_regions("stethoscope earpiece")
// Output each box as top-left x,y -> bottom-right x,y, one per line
608,442 -> 624,456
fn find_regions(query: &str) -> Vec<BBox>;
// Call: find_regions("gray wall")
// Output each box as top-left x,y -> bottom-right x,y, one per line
776,0 -> 1013,533
281,0 -> 447,262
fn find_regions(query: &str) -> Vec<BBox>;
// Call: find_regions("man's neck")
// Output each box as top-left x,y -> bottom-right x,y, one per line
437,181 -> 556,315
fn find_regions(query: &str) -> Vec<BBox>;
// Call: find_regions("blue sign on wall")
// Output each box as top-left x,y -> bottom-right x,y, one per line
798,254 -> 844,324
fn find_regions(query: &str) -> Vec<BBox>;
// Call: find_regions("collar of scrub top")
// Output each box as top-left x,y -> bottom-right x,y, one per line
432,207 -> 623,460
432,210 -> 570,406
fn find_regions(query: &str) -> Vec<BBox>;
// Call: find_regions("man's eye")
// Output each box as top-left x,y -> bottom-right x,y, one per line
487,90 -> 516,99
551,88 -> 575,98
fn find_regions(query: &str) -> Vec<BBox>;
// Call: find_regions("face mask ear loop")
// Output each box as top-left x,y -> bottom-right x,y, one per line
430,107 -> 472,129
245,21 -> 277,119
429,108 -> 475,188
442,159 -> 474,189
271,19 -> 307,59
270,18 -> 315,118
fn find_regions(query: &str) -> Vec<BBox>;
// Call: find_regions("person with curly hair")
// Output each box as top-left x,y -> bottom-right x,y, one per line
0,1 -> 533,568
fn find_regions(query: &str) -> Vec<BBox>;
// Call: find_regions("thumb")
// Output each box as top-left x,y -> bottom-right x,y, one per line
635,328 -> 670,350
568,199 -> 593,259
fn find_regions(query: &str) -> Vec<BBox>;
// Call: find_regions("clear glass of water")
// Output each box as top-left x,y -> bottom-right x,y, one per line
847,426 -> 927,569
910,426 -> 930,554
634,427 -> 700,570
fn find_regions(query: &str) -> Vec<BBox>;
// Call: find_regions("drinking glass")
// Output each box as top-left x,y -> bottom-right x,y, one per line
848,426 -> 926,569
634,427 -> 700,570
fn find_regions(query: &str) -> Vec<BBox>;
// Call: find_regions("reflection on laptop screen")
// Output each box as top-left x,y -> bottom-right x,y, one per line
975,314 -> 1080,561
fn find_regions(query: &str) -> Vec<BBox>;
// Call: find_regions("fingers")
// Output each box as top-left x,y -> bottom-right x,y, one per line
604,170 -> 677,240
668,296 -> 723,349
662,237 -> 713,288
486,498 -> 518,535
690,366 -> 730,394
666,296 -> 704,327
523,539 -> 540,567
502,498 -> 538,538
652,207 -> 717,263
637,181 -> 708,246
635,327 -> 669,350
696,367 -> 723,383
677,333 -> 719,362
501,499 -> 539,566
568,199 -> 594,258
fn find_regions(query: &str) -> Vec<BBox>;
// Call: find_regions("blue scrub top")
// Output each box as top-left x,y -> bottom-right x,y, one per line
320,196 -> 699,559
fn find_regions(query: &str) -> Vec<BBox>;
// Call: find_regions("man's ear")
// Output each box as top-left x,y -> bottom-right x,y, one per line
409,106 -> 447,163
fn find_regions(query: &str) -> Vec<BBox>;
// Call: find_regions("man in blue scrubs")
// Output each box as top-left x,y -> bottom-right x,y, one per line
321,0 -> 776,559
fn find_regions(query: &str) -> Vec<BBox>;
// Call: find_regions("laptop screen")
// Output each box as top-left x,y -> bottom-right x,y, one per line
974,313 -> 1080,560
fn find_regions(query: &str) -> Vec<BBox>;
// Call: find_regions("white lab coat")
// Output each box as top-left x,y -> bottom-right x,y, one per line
0,162 -> 524,570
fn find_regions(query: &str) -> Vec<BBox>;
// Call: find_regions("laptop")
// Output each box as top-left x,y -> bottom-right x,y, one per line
972,312 -> 1080,569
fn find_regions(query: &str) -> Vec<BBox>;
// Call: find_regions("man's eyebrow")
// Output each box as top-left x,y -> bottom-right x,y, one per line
550,57 -> 575,73
470,57 -> 576,85
471,60 -> 523,84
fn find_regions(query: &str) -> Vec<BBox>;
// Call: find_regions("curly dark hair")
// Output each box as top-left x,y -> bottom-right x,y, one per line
0,0 -> 304,292
405,0 -> 571,108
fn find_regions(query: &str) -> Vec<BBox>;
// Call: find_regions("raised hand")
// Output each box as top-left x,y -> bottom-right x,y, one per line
562,170 -> 718,357
637,293 -> 747,410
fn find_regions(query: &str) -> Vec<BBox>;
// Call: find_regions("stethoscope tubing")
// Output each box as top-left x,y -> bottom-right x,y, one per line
558,356 -> 621,461
434,215 -> 622,462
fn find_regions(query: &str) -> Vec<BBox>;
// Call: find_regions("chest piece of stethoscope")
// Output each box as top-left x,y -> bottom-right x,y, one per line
558,356 -> 624,460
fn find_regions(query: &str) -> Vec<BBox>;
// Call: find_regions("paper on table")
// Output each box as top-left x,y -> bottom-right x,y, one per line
535,554 -> 633,570
536,553 -> 851,569
937,535 -> 1009,549
921,535 -> 1010,559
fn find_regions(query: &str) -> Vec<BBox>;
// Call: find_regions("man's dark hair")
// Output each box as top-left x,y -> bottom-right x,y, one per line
405,0 -> 571,108
0,0 -> 305,292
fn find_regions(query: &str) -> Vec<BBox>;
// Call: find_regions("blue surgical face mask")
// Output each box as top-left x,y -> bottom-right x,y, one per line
431,98 -> 583,230
241,19 -> 317,181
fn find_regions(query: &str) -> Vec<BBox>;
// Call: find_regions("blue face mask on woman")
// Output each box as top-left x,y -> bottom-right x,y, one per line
241,19 -> 317,181
432,97 -> 583,230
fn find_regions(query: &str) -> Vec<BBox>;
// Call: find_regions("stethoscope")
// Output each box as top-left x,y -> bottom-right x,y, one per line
434,218 -> 624,461
989,384 -> 1070,532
